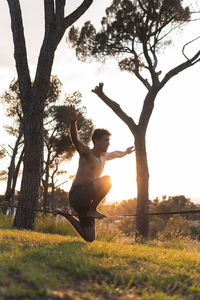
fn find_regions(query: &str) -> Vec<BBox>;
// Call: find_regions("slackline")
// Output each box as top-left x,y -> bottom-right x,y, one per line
0,202 -> 200,218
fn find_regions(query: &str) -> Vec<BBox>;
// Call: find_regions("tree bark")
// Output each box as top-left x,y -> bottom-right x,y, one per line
13,108 -> 44,228
135,132 -> 149,239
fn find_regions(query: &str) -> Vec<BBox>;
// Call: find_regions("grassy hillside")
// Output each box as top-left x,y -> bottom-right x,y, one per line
0,227 -> 200,299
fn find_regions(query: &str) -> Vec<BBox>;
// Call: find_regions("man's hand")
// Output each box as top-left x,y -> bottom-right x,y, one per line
125,146 -> 135,154
66,105 -> 82,122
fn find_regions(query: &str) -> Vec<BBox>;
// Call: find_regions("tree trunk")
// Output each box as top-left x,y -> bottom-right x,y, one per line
43,153 -> 51,212
51,164 -> 59,211
135,131 -> 149,239
1,129 -> 23,214
51,181 -> 56,212
13,32 -> 56,228
13,107 -> 44,229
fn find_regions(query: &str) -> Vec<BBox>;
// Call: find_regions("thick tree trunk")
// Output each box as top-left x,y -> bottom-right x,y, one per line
13,33 -> 56,228
13,107 -> 44,229
135,132 -> 149,239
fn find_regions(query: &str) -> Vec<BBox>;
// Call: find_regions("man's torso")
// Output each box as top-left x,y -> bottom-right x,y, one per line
72,150 -> 107,187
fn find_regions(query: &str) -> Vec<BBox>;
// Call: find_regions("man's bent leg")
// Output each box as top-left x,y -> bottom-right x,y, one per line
87,175 -> 111,218
53,208 -> 95,242
83,225 -> 95,242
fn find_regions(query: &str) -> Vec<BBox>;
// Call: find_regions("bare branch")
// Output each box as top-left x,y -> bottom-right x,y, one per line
92,83 -> 137,134
160,50 -> 200,89
182,35 -> 200,60
148,43 -> 158,70
65,0 -> 93,28
55,180 -> 68,189
8,145 -> 14,151
134,70 -> 151,90
0,145 -> 11,157
154,16 -> 177,41
11,147 -> 24,194
131,50 -> 151,89
143,42 -> 158,85
156,24 -> 179,45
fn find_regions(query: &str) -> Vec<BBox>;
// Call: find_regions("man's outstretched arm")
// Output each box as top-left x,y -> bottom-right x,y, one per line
107,146 -> 135,160
67,105 -> 90,155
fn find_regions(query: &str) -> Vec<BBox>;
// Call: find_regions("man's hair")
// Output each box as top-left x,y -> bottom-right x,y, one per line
92,128 -> 111,144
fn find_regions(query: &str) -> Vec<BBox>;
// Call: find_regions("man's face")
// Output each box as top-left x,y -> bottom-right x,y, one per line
96,135 -> 110,152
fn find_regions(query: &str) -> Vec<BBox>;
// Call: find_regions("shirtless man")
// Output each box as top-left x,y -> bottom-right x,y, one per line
53,105 -> 134,242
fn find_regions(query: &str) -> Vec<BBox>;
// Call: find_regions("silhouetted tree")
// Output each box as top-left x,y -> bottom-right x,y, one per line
68,0 -> 200,237
7,0 -> 93,229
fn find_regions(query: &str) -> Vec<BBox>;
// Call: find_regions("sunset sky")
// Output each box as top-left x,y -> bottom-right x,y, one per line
0,0 -> 200,203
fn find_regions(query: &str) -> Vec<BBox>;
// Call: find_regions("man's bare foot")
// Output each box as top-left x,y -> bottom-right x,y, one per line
53,207 -> 71,218
87,210 -> 106,219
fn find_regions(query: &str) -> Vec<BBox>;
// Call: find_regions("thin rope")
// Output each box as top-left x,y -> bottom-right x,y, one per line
0,202 -> 200,218
0,202 -> 52,214
107,209 -> 200,218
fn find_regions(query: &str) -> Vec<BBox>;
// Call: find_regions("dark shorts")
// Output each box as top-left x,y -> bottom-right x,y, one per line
69,182 -> 95,229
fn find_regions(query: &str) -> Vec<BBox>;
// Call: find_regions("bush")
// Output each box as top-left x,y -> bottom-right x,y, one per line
157,215 -> 191,239
115,216 -> 135,235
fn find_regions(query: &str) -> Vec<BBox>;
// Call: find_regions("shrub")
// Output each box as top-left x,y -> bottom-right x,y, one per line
115,216 -> 135,235
157,215 -> 191,239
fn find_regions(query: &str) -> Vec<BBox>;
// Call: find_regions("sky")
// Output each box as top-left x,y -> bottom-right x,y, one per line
0,0 -> 200,203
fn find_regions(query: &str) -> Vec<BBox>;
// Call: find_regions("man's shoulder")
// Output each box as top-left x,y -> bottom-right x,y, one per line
78,146 -> 92,158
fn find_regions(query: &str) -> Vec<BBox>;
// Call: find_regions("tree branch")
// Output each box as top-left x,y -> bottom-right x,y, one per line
92,83 -> 137,134
44,0 -> 55,33
7,0 -> 31,98
11,147 -> 24,194
64,0 -> 93,28
0,145 -> 11,158
134,70 -> 151,90
55,0 -> 65,30
182,35 -> 200,60
131,50 -> 151,90
143,42 -> 158,86
160,50 -> 200,89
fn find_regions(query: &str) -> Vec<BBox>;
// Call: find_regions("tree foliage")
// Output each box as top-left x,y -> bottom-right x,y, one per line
68,0 -> 191,78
